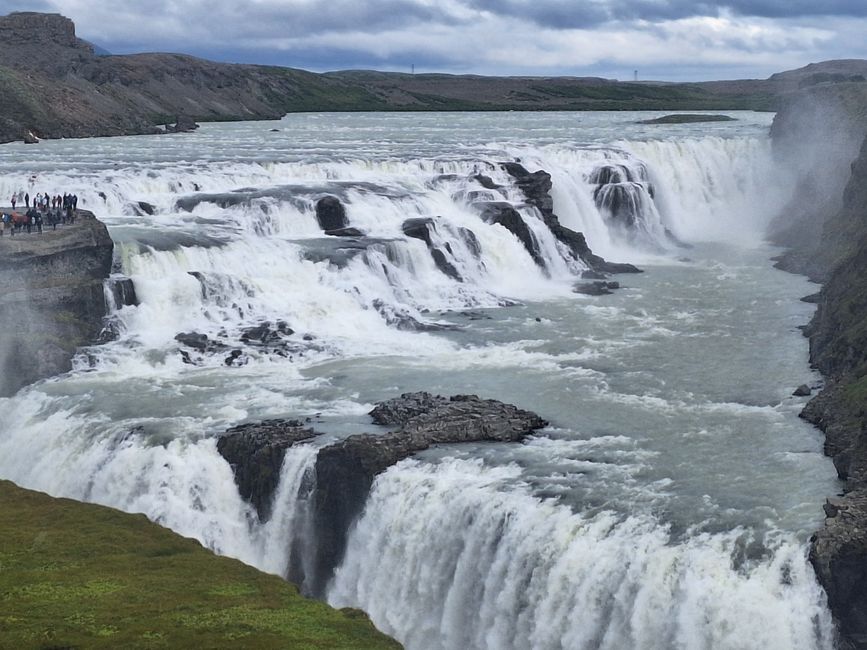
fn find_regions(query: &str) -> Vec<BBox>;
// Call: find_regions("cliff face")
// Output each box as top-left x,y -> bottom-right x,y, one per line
0,12 -> 386,143
0,210 -> 113,396
768,82 -> 867,277
771,82 -> 867,648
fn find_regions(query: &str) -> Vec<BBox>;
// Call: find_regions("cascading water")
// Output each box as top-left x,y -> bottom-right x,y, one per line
0,111 -> 832,650
330,459 -> 833,650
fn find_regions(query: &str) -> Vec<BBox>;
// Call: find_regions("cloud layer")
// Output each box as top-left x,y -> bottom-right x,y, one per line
7,0 -> 867,79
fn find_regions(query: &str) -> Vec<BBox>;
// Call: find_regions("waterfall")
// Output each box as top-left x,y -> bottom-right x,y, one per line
329,459 -> 834,650
0,115 -> 827,650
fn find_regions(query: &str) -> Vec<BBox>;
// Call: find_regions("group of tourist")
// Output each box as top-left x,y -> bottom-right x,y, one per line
0,191 -> 79,237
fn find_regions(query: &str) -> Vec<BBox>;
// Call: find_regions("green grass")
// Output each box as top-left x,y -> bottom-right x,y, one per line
0,480 -> 401,650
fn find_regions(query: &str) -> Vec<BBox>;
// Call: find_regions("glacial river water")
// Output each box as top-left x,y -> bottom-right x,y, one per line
0,111 -> 839,649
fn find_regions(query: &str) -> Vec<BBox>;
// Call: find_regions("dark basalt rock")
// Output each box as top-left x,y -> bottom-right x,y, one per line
594,182 -> 647,228
589,162 -> 652,189
474,174 -> 501,190
500,162 -> 554,216
810,489 -> 867,648
240,321 -> 293,345
165,115 -> 200,133
217,420 -> 319,521
638,114 -> 736,125
175,331 -> 227,353
298,237 -> 394,269
310,393 -> 547,595
369,391 -> 445,426
479,202 -> 545,268
315,196 -> 349,232
402,217 -> 435,246
324,227 -> 364,237
459,227 -> 482,258
793,384 -> 812,397
500,161 -> 642,275
216,391 -> 547,596
402,218 -> 464,281
574,281 -> 621,296
0,209 -> 113,396
431,249 -> 462,281
109,277 -> 138,309
135,201 -> 156,216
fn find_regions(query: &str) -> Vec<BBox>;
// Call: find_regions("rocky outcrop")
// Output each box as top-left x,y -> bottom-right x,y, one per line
479,202 -> 544,268
810,489 -> 867,650
315,196 -> 349,232
574,280 -> 620,296
402,217 -> 463,281
0,210 -> 113,396
768,82 -> 867,272
216,392 -> 547,596
165,115 -> 200,133
500,162 -> 641,275
108,276 -> 138,309
0,12 -> 387,143
216,420 -> 318,521
311,393 -> 546,595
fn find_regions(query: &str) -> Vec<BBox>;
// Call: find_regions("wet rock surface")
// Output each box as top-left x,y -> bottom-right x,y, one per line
165,115 -> 200,133
574,281 -> 620,296
793,384 -> 812,397
298,236 -> 394,269
773,92 -> 867,648
0,210 -> 113,396
402,217 -> 464,281
500,162 -> 641,275
216,420 -> 319,522
216,392 -> 547,596
315,196 -> 349,232
311,392 -> 547,595
324,227 -> 364,237
810,489 -> 867,650
479,202 -> 544,268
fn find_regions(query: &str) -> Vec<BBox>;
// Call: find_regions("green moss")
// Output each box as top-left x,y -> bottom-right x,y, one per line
0,480 -> 400,650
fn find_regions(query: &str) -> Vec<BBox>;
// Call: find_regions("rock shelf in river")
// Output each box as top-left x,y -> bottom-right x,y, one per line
216,392 -> 548,595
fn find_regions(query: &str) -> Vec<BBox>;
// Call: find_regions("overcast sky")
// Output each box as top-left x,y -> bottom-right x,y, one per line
6,0 -> 867,80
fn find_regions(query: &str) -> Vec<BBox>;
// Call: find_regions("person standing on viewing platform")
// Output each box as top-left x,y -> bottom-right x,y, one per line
10,194 -> 16,210
24,192 -> 29,208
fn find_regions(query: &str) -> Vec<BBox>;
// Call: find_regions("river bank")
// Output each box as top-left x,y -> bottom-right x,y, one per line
769,82 -> 867,649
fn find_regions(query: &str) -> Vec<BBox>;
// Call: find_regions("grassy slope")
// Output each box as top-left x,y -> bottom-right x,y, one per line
0,480 -> 400,650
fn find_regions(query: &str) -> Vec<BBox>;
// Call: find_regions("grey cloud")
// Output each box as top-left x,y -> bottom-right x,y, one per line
465,0 -> 867,29
50,0 -> 461,46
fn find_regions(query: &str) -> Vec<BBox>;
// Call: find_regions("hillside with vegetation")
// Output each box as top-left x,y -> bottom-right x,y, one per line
2,11 -> 866,144
0,479 -> 400,649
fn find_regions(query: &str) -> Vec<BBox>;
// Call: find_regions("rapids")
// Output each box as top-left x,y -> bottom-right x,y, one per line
0,111 -> 836,649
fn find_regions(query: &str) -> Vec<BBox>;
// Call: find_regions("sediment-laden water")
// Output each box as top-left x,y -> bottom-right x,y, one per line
0,111 -> 837,649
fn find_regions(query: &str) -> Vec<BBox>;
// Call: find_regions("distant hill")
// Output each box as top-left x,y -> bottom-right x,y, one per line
0,11 -> 865,144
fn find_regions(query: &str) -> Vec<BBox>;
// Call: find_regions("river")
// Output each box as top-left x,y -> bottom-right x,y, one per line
0,111 -> 839,649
